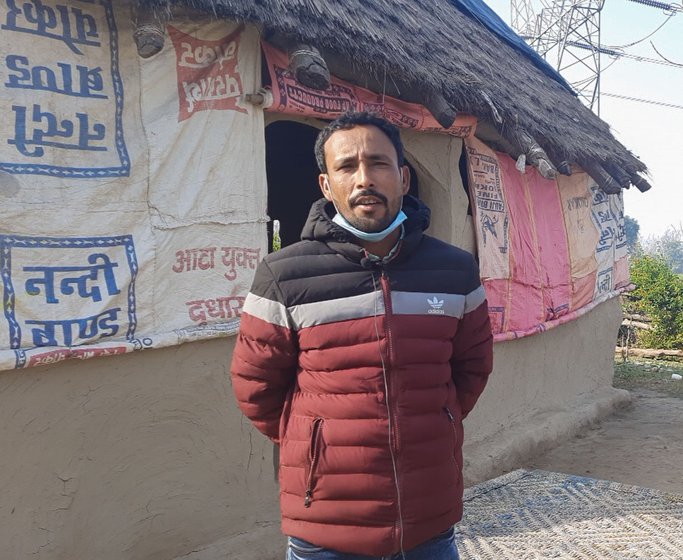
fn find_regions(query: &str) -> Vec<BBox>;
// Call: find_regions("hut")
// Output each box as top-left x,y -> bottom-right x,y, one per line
0,0 -> 646,558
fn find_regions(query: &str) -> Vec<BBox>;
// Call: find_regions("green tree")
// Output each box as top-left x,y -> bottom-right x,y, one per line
623,215 -> 640,255
627,254 -> 683,349
657,226 -> 683,274
642,224 -> 683,274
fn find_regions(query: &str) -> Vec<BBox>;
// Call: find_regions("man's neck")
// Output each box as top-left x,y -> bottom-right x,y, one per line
359,228 -> 402,258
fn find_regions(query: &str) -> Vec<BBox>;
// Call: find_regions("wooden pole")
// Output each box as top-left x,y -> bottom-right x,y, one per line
615,348 -> 683,359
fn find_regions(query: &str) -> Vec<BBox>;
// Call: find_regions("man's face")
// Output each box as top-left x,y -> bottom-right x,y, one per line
319,125 -> 410,233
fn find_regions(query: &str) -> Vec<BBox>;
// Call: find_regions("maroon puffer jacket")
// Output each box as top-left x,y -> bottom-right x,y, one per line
231,196 -> 493,556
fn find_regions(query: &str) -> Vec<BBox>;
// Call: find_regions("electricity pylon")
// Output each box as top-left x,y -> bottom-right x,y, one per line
510,1 -> 606,114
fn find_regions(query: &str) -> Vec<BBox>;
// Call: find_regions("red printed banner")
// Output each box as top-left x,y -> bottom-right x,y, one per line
171,245 -> 260,281
169,24 -> 246,121
465,137 -> 630,342
27,346 -> 128,368
185,296 -> 245,324
262,42 -> 477,137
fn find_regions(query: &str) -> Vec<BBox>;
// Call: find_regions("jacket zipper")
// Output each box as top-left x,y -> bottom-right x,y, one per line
380,270 -> 403,552
304,417 -> 324,508
380,272 -> 400,454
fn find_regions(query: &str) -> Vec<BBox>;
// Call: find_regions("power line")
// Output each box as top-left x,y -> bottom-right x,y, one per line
603,12 -> 675,49
510,1 -> 683,113
616,50 -> 683,67
566,41 -> 620,57
627,0 -> 683,12
602,92 -> 683,110
568,41 -> 683,68
651,41 -> 683,66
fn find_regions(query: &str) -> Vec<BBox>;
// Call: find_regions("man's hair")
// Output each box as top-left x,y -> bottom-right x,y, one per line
314,111 -> 405,173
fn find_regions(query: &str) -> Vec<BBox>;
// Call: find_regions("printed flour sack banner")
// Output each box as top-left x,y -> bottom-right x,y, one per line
262,41 -> 478,137
0,1 -> 266,370
465,137 -> 631,342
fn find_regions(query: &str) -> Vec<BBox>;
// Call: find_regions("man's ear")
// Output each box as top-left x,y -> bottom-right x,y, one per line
319,173 -> 333,201
401,165 -> 410,195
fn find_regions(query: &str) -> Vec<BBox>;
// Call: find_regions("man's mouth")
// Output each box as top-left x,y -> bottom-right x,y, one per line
354,197 -> 382,207
351,192 -> 387,208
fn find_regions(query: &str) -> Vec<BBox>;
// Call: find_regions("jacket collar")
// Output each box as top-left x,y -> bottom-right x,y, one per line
300,195 -> 431,264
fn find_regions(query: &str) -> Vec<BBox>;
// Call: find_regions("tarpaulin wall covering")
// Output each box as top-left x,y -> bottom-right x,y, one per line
0,0 -> 266,370
261,42 -> 478,136
465,137 -> 629,342
0,0 -> 625,371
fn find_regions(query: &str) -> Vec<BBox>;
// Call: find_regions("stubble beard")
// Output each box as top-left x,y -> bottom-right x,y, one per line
345,212 -> 393,233
344,189 -> 396,233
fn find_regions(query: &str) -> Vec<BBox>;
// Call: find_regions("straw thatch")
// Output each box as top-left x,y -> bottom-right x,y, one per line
143,0 -> 649,190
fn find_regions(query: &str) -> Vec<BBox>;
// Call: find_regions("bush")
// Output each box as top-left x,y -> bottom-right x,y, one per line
626,255 -> 683,349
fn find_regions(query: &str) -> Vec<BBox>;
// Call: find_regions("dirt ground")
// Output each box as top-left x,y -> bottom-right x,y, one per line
521,388 -> 683,495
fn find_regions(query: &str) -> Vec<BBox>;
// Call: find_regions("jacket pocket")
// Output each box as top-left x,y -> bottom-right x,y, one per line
278,387 -> 295,443
304,417 -> 324,508
444,406 -> 463,487
444,407 -> 458,451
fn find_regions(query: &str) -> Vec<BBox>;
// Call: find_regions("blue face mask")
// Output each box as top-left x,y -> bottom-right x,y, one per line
332,207 -> 407,242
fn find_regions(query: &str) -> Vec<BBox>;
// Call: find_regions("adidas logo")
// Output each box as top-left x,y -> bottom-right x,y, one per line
427,296 -> 445,314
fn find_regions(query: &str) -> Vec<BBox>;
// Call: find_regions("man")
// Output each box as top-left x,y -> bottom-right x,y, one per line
231,112 -> 493,559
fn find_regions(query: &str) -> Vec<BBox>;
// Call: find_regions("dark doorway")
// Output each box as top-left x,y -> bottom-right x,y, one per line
265,121 -> 321,250
265,120 -> 420,251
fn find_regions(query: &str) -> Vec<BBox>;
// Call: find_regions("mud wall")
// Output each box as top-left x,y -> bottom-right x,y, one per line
0,338 -> 281,560
0,297 -> 623,560
0,127 -> 624,559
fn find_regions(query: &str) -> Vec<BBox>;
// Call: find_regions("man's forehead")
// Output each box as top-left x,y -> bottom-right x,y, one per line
325,125 -> 396,160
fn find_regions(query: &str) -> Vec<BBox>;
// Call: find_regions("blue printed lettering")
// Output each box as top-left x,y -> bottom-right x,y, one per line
9,104 -> 106,157
2,0 -> 100,55
24,253 -> 120,304
25,307 -> 120,347
5,54 -> 107,98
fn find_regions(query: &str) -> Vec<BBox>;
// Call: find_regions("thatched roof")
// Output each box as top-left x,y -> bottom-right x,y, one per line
146,0 -> 649,191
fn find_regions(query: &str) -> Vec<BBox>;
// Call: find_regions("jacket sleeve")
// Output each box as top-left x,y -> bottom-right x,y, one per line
231,259 -> 297,442
450,262 -> 494,419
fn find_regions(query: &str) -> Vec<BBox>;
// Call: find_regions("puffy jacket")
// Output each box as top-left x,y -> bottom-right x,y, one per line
231,195 -> 493,556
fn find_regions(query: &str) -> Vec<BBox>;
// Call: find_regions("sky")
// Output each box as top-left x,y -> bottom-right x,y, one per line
483,0 -> 683,241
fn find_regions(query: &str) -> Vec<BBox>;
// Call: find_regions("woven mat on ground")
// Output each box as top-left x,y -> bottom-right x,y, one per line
454,469 -> 683,560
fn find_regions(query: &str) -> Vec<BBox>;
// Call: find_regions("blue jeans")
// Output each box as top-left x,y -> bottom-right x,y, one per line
286,527 -> 459,560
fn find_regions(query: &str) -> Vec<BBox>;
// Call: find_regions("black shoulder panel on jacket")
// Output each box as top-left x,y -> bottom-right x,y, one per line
251,233 -> 481,309
260,240 -> 374,307
387,235 -> 481,295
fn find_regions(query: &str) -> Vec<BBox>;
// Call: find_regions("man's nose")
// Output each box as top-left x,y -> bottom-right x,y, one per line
354,162 -> 374,188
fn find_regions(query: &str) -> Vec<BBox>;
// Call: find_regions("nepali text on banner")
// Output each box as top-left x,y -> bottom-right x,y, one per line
0,0 -> 130,178
261,41 -> 477,137
465,137 -> 630,341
